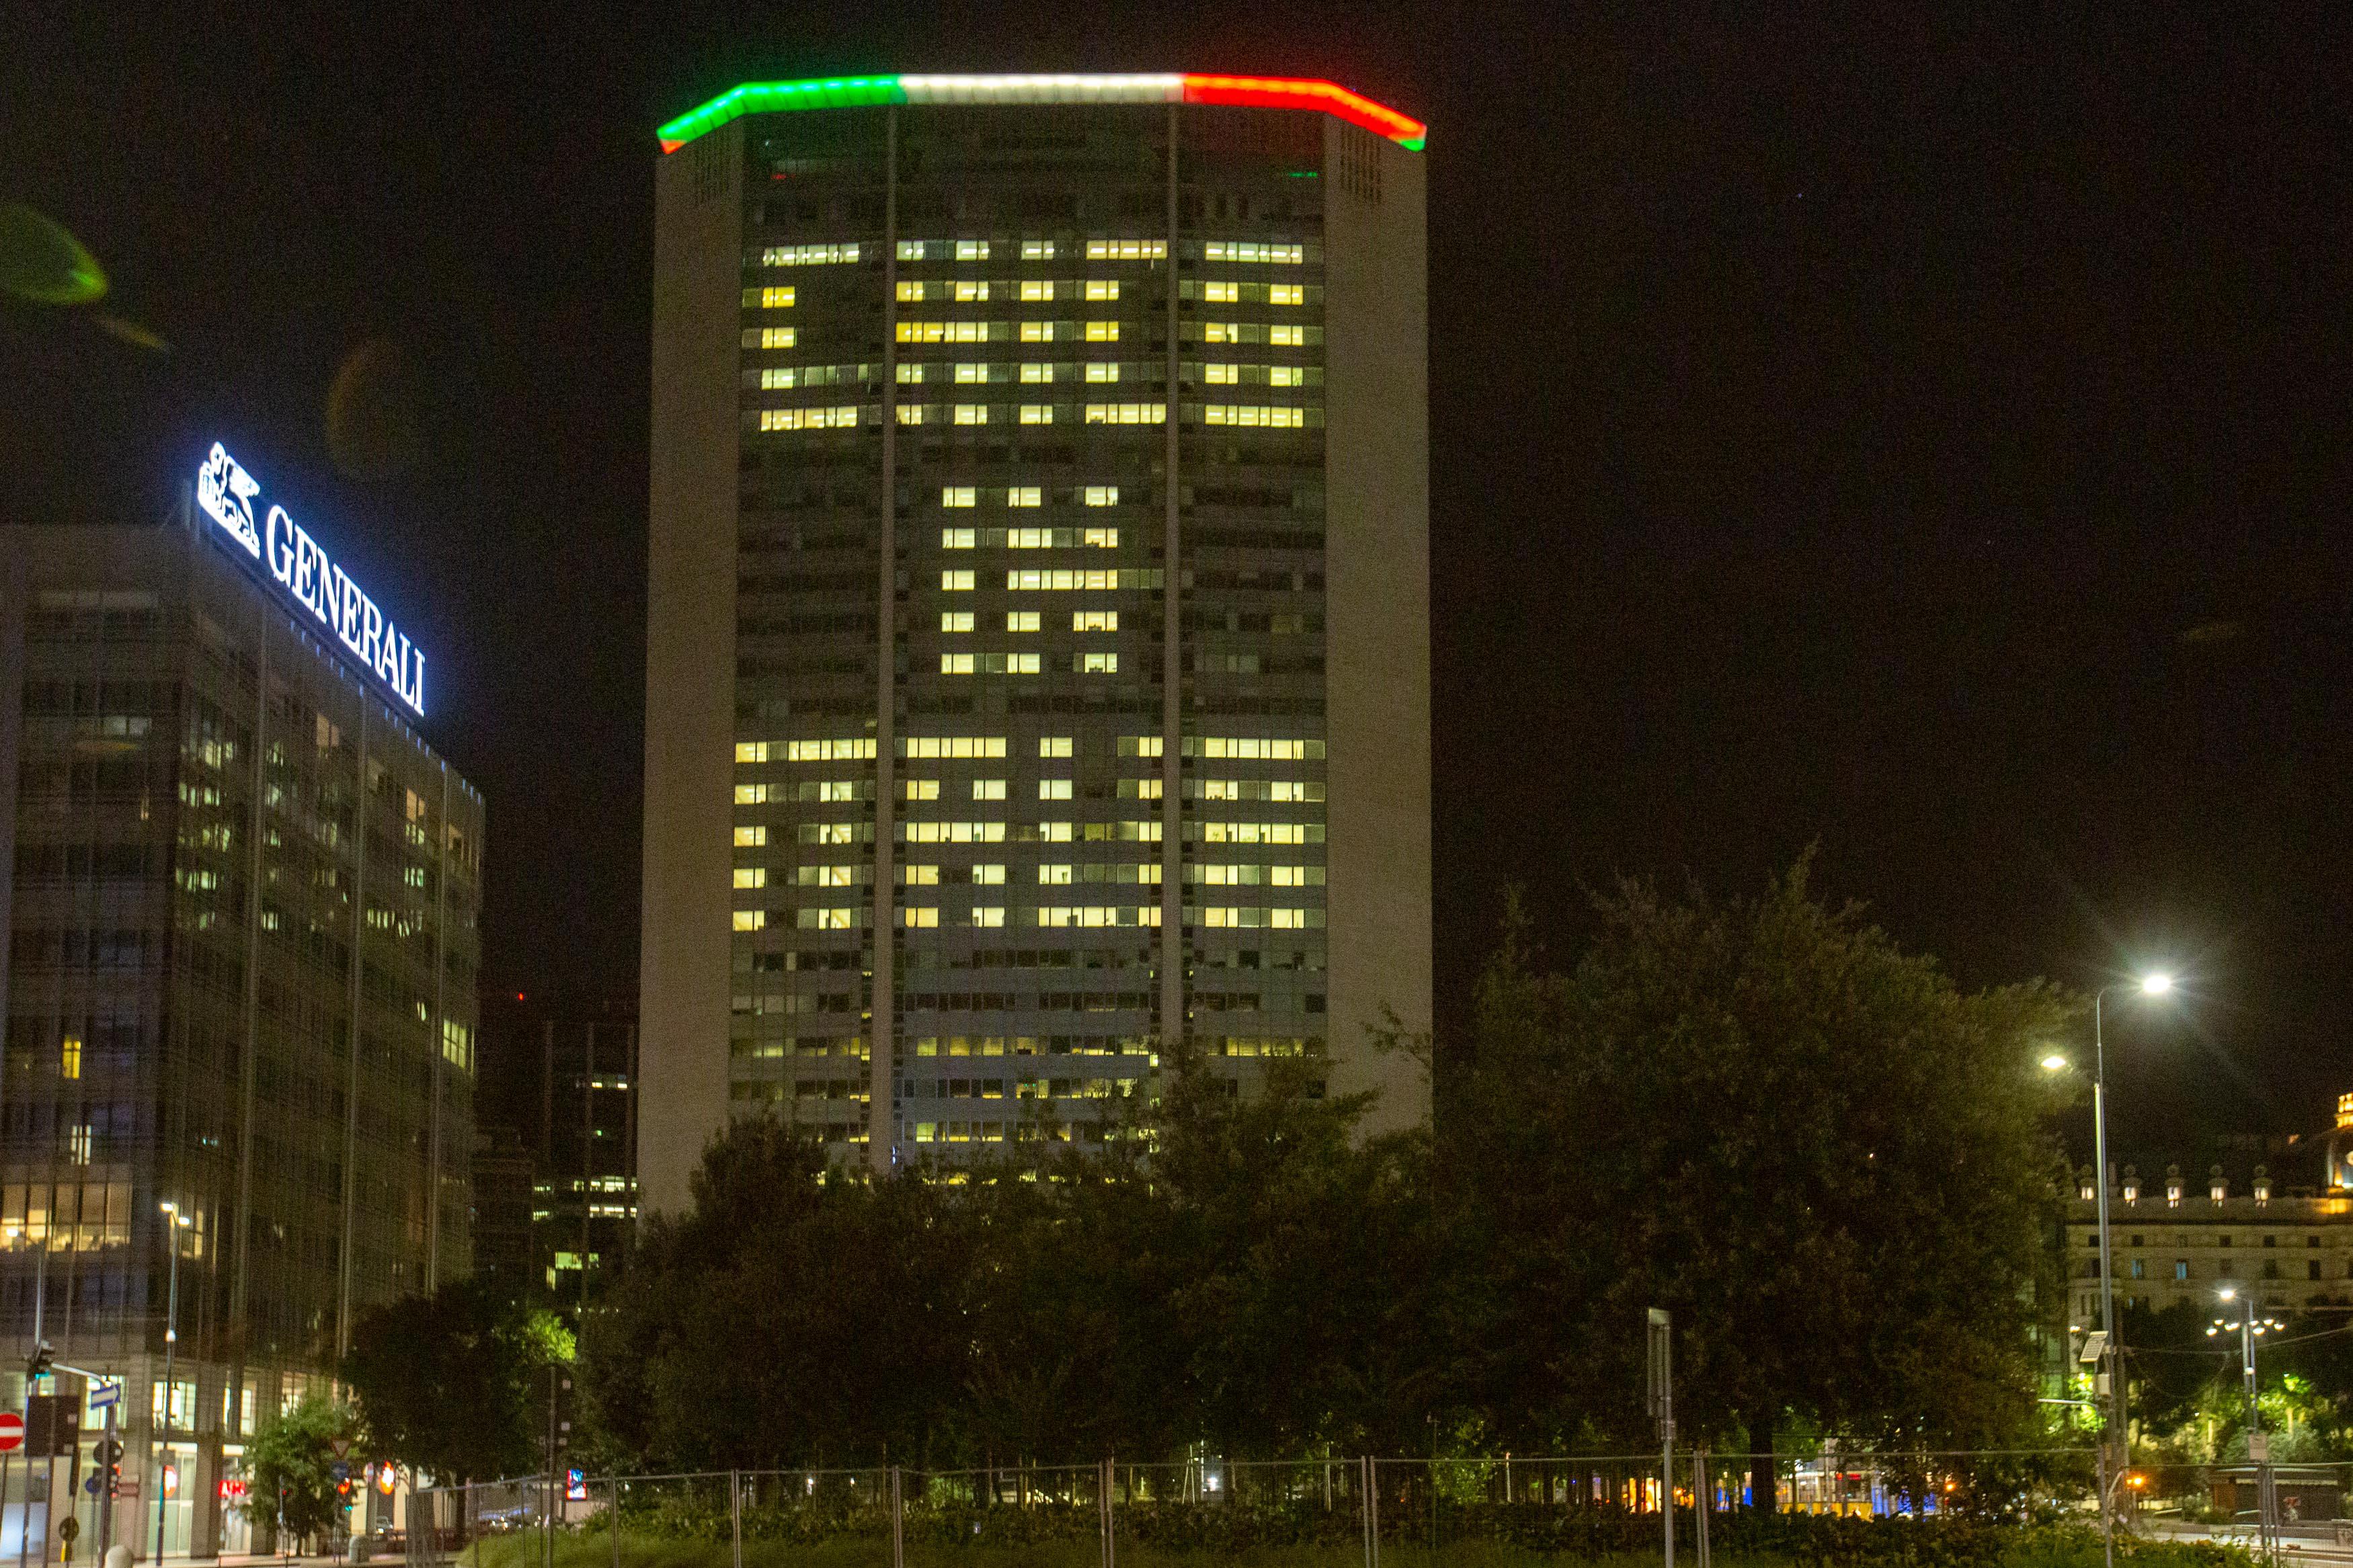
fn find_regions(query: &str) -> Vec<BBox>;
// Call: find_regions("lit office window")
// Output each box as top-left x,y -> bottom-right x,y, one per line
764,243 -> 859,265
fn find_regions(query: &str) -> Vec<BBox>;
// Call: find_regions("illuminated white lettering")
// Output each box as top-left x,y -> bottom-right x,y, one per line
265,507 -> 294,585
291,527 -> 319,610
192,443 -> 428,717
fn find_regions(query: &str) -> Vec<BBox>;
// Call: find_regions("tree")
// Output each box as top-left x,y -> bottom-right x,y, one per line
241,1394 -> 356,1549
342,1279 -> 571,1483
581,1118 -> 974,1469
1445,860 -> 2077,1505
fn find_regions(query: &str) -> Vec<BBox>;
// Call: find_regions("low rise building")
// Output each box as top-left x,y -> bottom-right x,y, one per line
2063,1100 -> 2353,1321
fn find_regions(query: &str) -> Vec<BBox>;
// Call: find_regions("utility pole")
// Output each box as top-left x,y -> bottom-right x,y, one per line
1648,1309 -> 1674,1568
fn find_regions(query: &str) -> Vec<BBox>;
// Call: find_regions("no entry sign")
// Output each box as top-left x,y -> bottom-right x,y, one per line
0,1413 -> 23,1453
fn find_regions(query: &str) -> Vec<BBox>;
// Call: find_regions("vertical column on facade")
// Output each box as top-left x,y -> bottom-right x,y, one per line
425,764 -> 449,1288
335,696 -> 369,1356
227,606 -> 266,1390
868,108 -> 901,1171
1158,105 -> 1186,1059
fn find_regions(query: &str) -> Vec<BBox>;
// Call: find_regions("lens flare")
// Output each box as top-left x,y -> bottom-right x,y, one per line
94,315 -> 169,354
325,337 -> 428,481
0,204 -> 107,306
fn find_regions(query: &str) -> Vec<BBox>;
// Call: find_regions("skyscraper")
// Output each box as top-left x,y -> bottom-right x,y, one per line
0,447 -> 479,1554
641,75 -> 1428,1205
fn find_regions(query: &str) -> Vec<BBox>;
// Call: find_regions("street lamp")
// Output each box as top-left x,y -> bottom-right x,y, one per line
2208,1288 -> 2281,1565
153,1203 -> 193,1566
2045,971 -> 2179,1568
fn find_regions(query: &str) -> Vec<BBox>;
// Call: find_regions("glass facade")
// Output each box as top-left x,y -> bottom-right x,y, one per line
0,508 -> 479,1553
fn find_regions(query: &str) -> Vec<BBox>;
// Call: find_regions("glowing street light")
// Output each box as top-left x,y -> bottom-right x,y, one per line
2042,1053 -> 2071,1073
2082,972 -> 2182,1568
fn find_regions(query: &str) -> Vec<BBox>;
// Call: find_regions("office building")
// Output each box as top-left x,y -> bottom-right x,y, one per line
475,993 -> 639,1301
468,1125 -> 536,1300
641,74 -> 1430,1203
0,444 -> 481,1554
530,1000 -> 638,1301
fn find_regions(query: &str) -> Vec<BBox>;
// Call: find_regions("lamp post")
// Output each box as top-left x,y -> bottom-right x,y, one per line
2044,971 -> 2175,1568
11,1204 -> 54,1568
153,1203 -> 192,1565
2208,1289 -> 2280,1565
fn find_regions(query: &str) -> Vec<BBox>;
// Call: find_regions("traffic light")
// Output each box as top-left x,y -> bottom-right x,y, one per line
24,1341 -> 51,1383
95,1436 -> 123,1499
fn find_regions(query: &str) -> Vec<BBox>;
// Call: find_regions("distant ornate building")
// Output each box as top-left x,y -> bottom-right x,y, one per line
2063,1096 -> 2353,1321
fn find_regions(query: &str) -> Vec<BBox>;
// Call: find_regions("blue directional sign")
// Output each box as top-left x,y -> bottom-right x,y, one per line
331,1461 -> 350,1484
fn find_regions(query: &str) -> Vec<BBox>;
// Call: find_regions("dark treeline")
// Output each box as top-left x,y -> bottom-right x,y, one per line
579,864 -> 2078,1489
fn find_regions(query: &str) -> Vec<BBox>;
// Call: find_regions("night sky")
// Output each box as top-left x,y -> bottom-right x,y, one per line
7,3 -> 2349,1155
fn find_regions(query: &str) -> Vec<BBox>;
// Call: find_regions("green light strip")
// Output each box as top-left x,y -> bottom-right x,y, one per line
658,77 -> 906,151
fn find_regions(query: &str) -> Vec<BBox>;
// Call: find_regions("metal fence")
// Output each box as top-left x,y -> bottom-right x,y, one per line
400,1450 -> 2104,1568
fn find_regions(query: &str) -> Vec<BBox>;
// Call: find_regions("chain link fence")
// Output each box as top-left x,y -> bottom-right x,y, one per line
400,1450 -> 2108,1568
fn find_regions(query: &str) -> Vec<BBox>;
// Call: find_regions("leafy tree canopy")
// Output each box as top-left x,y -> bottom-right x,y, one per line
342,1278 -> 571,1483
240,1393 -> 356,1546
1441,860 -> 2077,1488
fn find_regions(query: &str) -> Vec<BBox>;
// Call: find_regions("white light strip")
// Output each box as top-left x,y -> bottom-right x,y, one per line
898,74 -> 1184,106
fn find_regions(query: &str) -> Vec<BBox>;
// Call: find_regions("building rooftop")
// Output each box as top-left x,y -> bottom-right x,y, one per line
657,74 -> 1427,154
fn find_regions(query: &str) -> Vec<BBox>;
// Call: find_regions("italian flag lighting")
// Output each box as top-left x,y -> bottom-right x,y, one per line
657,73 -> 1426,154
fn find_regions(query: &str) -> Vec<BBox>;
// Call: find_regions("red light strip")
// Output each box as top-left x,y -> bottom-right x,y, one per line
1181,75 -> 1427,147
